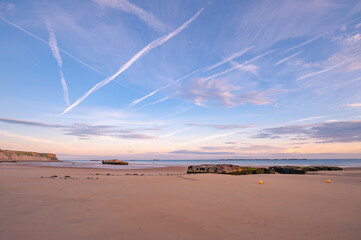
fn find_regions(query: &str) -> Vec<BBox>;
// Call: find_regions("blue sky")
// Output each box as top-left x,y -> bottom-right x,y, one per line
1,0 -> 361,160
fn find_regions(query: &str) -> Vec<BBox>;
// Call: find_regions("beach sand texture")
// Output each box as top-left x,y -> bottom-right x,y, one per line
0,165 -> 360,240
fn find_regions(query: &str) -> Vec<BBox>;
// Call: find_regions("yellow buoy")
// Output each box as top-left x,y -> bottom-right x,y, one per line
326,179 -> 331,183
259,180 -> 263,184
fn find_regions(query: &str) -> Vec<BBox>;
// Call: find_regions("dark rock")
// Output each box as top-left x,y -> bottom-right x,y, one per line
187,164 -> 275,175
102,159 -> 129,165
271,166 -> 343,174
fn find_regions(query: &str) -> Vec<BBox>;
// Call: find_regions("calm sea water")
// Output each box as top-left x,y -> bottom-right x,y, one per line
6,159 -> 361,169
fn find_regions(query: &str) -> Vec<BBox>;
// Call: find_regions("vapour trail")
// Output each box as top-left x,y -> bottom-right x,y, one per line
0,16 -> 143,93
124,69 -> 198,110
46,22 -> 70,106
160,126 -> 192,138
140,96 -> 170,109
0,16 -> 107,76
60,8 -> 204,115
175,131 -> 239,147
124,46 -> 255,109
204,46 -> 254,72
204,49 -> 277,81
275,51 -> 302,66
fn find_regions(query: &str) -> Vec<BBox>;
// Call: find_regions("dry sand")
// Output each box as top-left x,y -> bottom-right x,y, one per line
0,164 -> 360,240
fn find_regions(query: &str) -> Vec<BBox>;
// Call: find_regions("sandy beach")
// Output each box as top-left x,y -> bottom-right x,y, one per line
1,164 -> 360,240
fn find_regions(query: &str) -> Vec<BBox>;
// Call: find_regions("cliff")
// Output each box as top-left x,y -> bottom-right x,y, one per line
0,149 -> 59,162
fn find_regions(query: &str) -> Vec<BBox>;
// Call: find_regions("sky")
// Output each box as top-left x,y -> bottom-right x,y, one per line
1,0 -> 361,160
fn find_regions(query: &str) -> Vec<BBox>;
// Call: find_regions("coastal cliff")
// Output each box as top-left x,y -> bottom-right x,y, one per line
0,149 -> 59,162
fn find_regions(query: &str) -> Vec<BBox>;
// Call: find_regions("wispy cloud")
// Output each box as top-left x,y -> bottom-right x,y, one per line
176,131 -> 239,147
140,96 -> 170,109
275,51 -> 302,66
188,123 -> 250,130
160,127 -> 192,138
46,22 -> 70,106
204,49 -> 277,81
256,121 -> 361,143
295,64 -> 340,81
170,149 -> 234,155
204,46 -> 254,72
93,0 -> 167,32
346,103 -> 361,107
0,118 -> 156,140
61,8 -> 204,115
124,48 -> 274,110
0,16 -> 107,76
124,47 -> 255,109
0,118 -> 65,128
177,78 -> 274,108
291,115 -> 332,123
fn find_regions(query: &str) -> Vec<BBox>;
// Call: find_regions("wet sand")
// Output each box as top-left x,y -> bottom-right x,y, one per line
0,165 -> 360,240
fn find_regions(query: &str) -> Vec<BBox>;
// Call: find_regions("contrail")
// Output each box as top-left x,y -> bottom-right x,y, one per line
0,16 -> 107,76
204,49 -> 277,81
275,51 -> 302,66
0,16 -> 141,94
61,8 -> 205,115
47,22 -> 70,106
59,71 -> 70,106
125,46 -> 254,109
160,126 -> 192,138
204,46 -> 254,72
175,131 -> 239,147
94,0 -> 167,32
140,96 -> 170,109
123,69 -> 198,110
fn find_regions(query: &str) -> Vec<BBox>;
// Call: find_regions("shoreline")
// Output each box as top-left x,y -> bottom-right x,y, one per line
2,160 -> 361,171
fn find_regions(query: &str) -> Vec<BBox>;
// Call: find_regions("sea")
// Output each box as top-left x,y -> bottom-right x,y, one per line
4,159 -> 361,169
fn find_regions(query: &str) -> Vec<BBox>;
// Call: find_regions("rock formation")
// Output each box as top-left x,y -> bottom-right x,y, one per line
187,164 -> 275,175
271,166 -> 342,174
102,159 -> 129,165
0,149 -> 59,162
187,164 -> 343,175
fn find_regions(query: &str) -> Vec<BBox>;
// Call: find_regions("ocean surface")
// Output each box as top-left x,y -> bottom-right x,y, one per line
4,159 -> 361,169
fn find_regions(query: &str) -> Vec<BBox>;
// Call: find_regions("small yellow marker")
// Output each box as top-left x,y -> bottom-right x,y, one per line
326,179 -> 331,183
259,180 -> 263,184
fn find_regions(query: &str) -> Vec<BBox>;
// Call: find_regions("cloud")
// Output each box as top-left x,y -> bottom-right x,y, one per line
0,118 -> 65,128
177,78 -> 274,108
205,49 -> 276,81
295,64 -> 340,81
256,121 -> 361,143
46,22 -> 71,106
160,127 -> 192,138
47,22 -> 63,67
140,96 -> 169,109
123,47 -> 255,109
346,103 -> 361,107
170,149 -> 235,155
176,131 -> 239,147
0,16 -> 107,76
204,46 -> 254,72
188,123 -> 250,130
0,118 -> 156,140
61,8 -> 204,115
291,115 -> 332,123
275,51 -> 302,66
0,2 -> 15,13
93,0 -> 167,32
